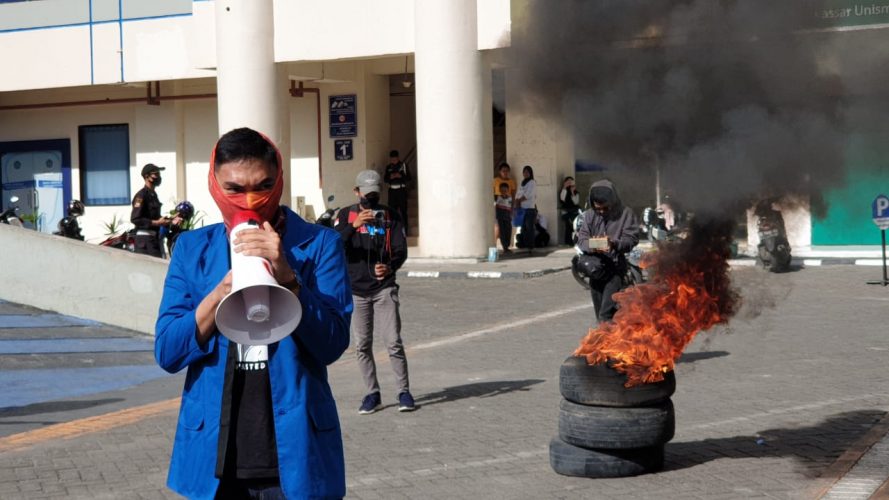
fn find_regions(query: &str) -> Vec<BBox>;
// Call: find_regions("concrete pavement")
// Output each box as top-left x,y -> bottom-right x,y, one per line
1,262 -> 889,498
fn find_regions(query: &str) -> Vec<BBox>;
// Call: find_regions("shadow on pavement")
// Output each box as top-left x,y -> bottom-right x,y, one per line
415,379 -> 545,408
677,351 -> 730,364
0,398 -> 124,419
665,409 -> 886,477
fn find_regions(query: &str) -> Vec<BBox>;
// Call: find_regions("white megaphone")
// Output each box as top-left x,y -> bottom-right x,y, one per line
215,211 -> 302,345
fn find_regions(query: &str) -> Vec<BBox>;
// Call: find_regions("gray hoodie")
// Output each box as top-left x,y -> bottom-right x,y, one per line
576,179 -> 640,263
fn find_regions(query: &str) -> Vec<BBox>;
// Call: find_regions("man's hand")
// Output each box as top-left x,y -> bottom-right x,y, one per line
233,222 -> 296,285
352,209 -> 375,228
374,263 -> 391,280
154,216 -> 172,227
195,271 -> 232,344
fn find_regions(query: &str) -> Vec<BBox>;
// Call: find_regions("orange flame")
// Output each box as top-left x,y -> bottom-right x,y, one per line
574,220 -> 737,387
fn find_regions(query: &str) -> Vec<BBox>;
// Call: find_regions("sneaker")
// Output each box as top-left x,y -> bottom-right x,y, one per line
397,391 -> 416,412
358,392 -> 382,415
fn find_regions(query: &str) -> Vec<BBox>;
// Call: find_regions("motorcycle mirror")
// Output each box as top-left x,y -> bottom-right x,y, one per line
9,196 -> 19,204
327,195 -> 335,203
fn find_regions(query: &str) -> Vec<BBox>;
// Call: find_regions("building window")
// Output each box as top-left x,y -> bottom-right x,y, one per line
79,124 -> 130,206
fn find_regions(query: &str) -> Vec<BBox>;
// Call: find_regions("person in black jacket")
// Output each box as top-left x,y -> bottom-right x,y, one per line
575,179 -> 640,323
383,150 -> 411,234
335,169 -> 414,415
131,163 -> 179,257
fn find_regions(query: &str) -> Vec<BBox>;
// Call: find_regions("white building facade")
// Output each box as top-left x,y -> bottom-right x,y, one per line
0,0 -> 552,259
2,0 -> 885,257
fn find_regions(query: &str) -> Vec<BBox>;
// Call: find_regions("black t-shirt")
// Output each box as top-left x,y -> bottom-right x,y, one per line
225,344 -> 279,479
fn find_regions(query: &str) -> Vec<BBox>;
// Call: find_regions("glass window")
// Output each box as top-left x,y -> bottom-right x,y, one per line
79,124 -> 130,206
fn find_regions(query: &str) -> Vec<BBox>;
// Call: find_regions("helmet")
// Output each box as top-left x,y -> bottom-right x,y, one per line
175,201 -> 195,220
68,199 -> 85,216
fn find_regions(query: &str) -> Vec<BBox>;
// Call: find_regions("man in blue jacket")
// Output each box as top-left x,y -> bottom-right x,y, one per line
155,128 -> 352,499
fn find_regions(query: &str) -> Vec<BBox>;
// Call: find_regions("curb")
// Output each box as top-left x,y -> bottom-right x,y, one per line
402,258 -> 886,280
730,258 -> 887,267
406,266 -> 571,280
809,412 -> 889,499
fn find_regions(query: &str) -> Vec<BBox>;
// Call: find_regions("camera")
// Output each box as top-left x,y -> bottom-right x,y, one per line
372,209 -> 385,221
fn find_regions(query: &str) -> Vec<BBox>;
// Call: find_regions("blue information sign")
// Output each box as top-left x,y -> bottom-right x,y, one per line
335,140 -> 353,161
329,95 -> 357,138
873,194 -> 889,230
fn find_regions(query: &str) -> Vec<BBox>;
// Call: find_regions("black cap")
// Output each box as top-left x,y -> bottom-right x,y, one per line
141,163 -> 165,177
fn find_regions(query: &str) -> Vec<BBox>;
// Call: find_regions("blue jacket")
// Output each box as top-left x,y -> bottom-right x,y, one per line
155,208 -> 352,499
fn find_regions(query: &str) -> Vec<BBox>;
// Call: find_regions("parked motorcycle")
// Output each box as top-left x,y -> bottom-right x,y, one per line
165,200 -> 195,256
0,196 -> 24,227
99,214 -> 135,251
316,195 -> 340,227
754,200 -> 791,272
53,199 -> 85,240
641,198 -> 687,242
100,230 -> 134,251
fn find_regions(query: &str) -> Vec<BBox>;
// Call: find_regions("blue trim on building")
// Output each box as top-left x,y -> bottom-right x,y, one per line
88,0 -> 94,85
118,0 -> 124,82
0,12 -> 191,34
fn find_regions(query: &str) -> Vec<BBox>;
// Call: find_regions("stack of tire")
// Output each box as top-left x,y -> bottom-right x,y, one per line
550,356 -> 676,478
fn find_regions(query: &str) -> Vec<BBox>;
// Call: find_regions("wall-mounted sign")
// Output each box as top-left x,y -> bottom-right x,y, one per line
329,94 -> 357,138
810,0 -> 889,29
335,139 -> 353,161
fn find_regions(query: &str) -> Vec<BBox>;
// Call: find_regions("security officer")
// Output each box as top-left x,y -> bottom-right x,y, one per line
131,163 -> 171,258
383,150 -> 411,234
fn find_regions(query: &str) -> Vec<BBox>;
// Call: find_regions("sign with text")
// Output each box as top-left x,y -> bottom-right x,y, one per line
873,194 -> 889,230
334,140 -> 353,161
809,0 -> 889,29
329,95 -> 357,138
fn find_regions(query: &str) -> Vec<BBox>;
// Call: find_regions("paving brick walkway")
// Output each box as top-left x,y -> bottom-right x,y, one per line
2,265 -> 889,498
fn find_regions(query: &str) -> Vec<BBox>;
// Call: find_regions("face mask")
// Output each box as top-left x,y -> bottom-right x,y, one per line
360,194 -> 380,209
150,176 -> 162,187
208,134 -> 284,231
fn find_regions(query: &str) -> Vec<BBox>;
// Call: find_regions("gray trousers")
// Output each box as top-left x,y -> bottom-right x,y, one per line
352,286 -> 410,395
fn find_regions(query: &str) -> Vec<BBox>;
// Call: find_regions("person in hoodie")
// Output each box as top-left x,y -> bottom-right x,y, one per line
575,179 -> 640,323
335,170 -> 415,415
154,127 -> 351,499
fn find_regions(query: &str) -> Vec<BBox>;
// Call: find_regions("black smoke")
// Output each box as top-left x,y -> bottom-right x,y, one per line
509,0 -> 888,215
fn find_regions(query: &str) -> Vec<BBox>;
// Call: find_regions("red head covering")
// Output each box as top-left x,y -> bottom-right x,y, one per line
208,130 -> 284,230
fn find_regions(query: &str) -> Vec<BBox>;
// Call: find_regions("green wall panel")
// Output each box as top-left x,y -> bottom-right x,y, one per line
811,134 -> 889,245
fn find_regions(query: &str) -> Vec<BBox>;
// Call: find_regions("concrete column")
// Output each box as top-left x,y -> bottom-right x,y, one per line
415,0 -> 491,258
215,0 -> 290,204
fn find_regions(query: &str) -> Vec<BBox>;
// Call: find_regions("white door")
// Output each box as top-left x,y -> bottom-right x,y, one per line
1,150 -> 64,232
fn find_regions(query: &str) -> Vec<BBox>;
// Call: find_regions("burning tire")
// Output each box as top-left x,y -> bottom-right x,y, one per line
558,399 -> 674,449
559,356 -> 675,407
549,438 -> 664,478
550,356 -> 675,478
